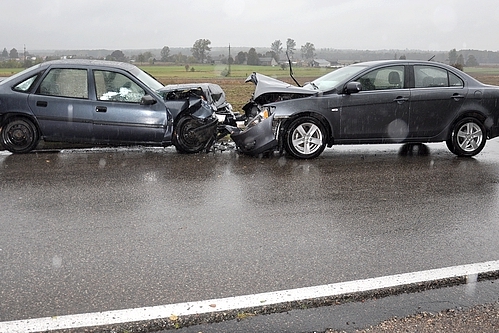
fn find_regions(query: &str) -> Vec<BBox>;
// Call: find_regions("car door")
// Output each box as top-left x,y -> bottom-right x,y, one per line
408,65 -> 468,138
28,67 -> 94,141
90,69 -> 168,144
339,65 -> 410,142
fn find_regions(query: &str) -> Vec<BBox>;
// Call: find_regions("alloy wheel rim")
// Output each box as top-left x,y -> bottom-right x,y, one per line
292,123 -> 323,154
457,122 -> 483,152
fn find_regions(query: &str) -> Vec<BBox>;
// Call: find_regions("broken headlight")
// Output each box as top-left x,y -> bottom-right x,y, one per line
246,107 -> 273,129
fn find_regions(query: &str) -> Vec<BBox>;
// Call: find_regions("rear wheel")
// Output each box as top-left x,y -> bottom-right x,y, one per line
284,116 -> 327,159
447,117 -> 486,157
172,116 -> 207,153
1,118 -> 39,153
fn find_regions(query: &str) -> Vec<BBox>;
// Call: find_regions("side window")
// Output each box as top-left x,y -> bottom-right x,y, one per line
93,70 -> 145,103
38,68 -> 88,98
449,72 -> 464,87
357,66 -> 404,91
414,65 -> 463,88
13,74 -> 40,92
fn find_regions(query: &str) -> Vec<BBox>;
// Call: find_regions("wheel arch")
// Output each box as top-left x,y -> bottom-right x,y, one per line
1,112 -> 42,137
0,113 -> 42,153
447,110 -> 490,140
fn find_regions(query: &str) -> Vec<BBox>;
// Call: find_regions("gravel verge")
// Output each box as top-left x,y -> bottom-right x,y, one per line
326,301 -> 499,333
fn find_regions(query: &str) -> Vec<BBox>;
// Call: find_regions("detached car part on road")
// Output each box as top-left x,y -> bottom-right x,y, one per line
230,60 -> 499,159
0,60 -> 219,154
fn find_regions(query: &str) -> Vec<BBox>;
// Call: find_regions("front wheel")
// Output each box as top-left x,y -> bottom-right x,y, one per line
284,116 -> 327,159
447,117 -> 486,157
172,116 -> 208,153
1,117 -> 39,153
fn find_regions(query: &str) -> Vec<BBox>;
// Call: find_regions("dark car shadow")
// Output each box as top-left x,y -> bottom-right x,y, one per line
398,143 -> 430,156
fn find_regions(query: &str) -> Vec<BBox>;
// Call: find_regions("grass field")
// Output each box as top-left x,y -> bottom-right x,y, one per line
2,64 -> 499,113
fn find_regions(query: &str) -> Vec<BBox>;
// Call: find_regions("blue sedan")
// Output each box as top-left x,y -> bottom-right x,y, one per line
0,60 -> 218,153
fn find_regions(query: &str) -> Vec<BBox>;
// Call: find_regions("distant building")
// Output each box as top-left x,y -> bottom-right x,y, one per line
310,59 -> 331,68
258,57 -> 278,66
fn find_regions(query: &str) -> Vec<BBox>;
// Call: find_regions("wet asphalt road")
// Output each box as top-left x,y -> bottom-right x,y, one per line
1,141 -> 499,328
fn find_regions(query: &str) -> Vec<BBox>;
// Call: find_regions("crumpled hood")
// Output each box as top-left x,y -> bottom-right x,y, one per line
246,72 -> 316,100
158,83 -> 230,111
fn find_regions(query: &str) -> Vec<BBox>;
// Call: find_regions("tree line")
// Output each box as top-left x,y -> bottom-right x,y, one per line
0,38 -> 318,68
2,39 -> 499,69
129,38 -> 318,66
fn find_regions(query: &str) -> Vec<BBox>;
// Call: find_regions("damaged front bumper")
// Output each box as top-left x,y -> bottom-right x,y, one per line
229,112 -> 279,155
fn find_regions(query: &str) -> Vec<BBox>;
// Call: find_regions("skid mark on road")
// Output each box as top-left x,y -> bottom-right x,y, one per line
1,260 -> 499,333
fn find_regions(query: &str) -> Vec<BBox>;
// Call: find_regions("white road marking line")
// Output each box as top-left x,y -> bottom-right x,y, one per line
1,260 -> 499,333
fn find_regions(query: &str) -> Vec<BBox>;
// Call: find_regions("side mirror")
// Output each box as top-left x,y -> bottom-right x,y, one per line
140,95 -> 157,105
345,82 -> 362,95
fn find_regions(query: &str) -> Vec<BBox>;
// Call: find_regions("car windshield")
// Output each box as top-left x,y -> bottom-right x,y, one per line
130,67 -> 164,92
304,64 -> 368,91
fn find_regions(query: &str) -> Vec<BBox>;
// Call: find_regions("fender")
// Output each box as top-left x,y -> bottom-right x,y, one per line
174,97 -> 218,143
187,98 -> 214,119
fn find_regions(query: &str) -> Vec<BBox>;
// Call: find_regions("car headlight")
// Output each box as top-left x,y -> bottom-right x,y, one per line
246,107 -> 272,128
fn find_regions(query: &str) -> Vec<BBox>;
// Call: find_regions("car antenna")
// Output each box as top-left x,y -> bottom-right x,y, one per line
287,51 -> 301,87
428,55 -> 435,61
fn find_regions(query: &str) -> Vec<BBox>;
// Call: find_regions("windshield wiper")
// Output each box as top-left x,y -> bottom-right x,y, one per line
309,82 -> 319,90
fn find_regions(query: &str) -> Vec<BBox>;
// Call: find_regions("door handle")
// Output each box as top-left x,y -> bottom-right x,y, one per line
393,96 -> 409,104
36,101 -> 48,107
451,93 -> 465,101
96,106 -> 107,113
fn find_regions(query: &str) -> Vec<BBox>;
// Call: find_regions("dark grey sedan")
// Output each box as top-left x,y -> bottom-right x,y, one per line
0,60 -> 218,153
231,60 -> 499,159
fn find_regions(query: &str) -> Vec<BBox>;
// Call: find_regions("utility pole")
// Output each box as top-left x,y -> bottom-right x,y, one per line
228,43 -> 231,76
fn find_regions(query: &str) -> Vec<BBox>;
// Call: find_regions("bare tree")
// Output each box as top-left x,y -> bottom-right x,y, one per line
270,40 -> 283,61
286,38 -> 296,58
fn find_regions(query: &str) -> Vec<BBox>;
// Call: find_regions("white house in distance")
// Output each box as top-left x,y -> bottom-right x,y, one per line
310,58 -> 331,67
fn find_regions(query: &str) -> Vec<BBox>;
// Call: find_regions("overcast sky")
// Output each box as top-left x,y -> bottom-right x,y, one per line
3,0 -> 499,52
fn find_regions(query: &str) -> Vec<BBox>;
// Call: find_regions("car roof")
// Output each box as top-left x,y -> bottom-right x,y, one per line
40,59 -> 137,70
349,59 -> 457,69
0,59 -> 143,88
349,59 -> 419,65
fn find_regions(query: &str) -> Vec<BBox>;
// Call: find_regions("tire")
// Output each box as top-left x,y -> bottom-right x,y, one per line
172,116 -> 207,153
1,117 -> 39,154
445,138 -> 456,154
447,117 -> 486,157
284,116 -> 327,159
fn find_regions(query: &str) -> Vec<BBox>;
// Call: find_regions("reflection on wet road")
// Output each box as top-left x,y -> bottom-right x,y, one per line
1,141 -> 499,322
